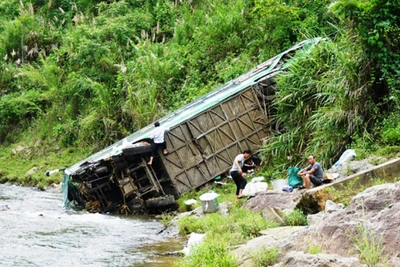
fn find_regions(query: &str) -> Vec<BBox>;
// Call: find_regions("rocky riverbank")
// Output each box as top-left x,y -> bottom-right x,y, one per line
235,181 -> 400,266
168,163 -> 400,266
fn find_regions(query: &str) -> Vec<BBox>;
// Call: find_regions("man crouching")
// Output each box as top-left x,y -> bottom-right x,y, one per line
297,155 -> 324,190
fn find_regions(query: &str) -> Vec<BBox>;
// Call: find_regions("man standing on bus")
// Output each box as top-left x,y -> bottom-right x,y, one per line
147,121 -> 169,165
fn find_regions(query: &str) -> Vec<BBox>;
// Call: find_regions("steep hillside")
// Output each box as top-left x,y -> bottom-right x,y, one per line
0,0 -> 399,186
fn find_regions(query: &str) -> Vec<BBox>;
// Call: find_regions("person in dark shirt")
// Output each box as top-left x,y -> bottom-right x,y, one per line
297,155 -> 324,189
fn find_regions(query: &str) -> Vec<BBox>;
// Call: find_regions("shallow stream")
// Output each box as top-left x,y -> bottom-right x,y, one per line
0,184 -> 182,267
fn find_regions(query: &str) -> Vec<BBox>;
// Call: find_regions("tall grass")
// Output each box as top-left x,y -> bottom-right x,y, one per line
261,30 -> 375,169
351,203 -> 387,266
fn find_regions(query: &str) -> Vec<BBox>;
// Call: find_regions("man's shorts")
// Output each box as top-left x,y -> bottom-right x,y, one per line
309,175 -> 323,186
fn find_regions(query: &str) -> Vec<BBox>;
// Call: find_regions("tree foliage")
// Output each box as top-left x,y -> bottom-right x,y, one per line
0,0 -> 398,177
0,0 -> 337,148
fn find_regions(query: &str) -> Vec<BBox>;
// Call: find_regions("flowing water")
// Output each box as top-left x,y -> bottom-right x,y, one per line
0,184 -> 183,267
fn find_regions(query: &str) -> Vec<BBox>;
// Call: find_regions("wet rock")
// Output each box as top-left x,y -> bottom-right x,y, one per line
324,200 -> 344,213
273,251 -> 362,267
46,183 -> 62,193
242,190 -> 302,212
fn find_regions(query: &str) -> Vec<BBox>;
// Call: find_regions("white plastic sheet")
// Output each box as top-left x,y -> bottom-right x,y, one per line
333,149 -> 356,167
242,178 -> 268,196
182,233 -> 205,255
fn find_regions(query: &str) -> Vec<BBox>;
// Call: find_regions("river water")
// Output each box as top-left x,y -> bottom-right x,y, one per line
0,184 -> 182,267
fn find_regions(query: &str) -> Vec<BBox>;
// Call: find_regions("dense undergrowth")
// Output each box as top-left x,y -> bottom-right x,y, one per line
0,0 -> 399,186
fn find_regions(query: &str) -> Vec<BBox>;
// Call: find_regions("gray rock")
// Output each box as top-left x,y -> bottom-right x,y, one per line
296,181 -> 400,259
218,202 -> 232,216
242,190 -> 302,212
235,226 -> 306,266
237,181 -> 400,266
327,158 -> 375,180
275,251 -> 362,267
307,212 -> 325,226
324,200 -> 344,213
262,207 -> 285,225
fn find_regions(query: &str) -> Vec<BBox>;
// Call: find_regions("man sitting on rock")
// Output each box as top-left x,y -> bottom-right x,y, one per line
297,155 -> 324,189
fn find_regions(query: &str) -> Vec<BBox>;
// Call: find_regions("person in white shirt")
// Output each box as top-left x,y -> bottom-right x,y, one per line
148,121 -> 169,165
230,149 -> 252,199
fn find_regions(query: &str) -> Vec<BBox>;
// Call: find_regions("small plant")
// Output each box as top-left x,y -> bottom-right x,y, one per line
284,209 -> 307,226
350,203 -> 387,266
251,247 -> 280,267
161,212 -> 175,228
307,244 -> 322,254
371,178 -> 387,186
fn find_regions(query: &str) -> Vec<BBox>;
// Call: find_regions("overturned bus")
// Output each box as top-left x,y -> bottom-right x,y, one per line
62,38 -> 321,213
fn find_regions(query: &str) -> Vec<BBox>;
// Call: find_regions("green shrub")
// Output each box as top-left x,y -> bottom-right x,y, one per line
179,206 -> 278,244
284,209 -> 308,226
382,124 -> 400,146
251,247 -> 280,267
177,238 -> 237,267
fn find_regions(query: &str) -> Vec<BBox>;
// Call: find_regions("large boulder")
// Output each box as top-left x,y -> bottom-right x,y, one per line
235,226 -> 307,266
236,181 -> 400,266
296,181 -> 400,259
273,251 -> 362,267
242,190 -> 302,212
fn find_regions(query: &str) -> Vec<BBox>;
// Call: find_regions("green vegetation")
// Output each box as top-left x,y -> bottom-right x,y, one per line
176,205 -> 278,266
307,244 -> 323,255
0,0 -> 399,186
351,205 -> 387,266
260,0 -> 400,175
177,237 -> 238,267
251,247 -> 280,267
0,0 -> 399,265
178,206 -> 278,239
283,209 -> 308,226
161,212 -> 175,228
0,0 -> 338,186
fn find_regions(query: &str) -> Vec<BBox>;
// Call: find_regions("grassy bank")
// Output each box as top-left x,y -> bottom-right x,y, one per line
0,142 -> 93,188
172,176 -> 309,267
